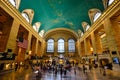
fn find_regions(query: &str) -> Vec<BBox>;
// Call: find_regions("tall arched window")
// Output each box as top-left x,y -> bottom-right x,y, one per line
8,0 -> 16,7
81,32 -> 84,36
58,39 -> 64,53
108,0 -> 114,6
39,30 -> 45,37
85,24 -> 90,31
33,22 -> 41,32
78,29 -> 84,37
47,39 -> 54,52
33,25 -> 39,32
22,12 -> 30,23
93,12 -> 101,22
68,39 -> 75,52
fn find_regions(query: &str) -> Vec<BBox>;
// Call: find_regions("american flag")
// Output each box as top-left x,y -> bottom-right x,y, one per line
17,39 -> 28,49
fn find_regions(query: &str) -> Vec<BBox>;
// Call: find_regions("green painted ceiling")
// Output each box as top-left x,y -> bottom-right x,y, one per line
19,0 -> 104,34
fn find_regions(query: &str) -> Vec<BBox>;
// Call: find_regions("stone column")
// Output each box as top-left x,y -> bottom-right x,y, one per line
54,41 -> 58,56
35,39 -> 38,55
27,32 -> 32,52
77,40 -> 81,57
37,41 -> 41,56
65,41 -> 68,56
31,37 -> 36,56
78,40 -> 82,62
91,32 -> 102,62
41,40 -> 46,57
103,19 -> 118,61
75,40 -> 80,62
81,41 -> 85,57
84,39 -> 88,56
6,19 -> 19,52
111,18 -> 120,58
86,37 -> 91,55
104,19 -> 118,51
91,32 -> 97,54
95,33 -> 103,54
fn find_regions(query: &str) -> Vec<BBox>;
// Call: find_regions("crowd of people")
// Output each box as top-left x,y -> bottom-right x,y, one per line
29,59 -> 79,78
12,58 -> 115,79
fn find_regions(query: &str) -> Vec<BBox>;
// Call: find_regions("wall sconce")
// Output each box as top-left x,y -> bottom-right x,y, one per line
29,50 -> 32,55
90,47 -> 93,52
0,31 -> 2,38
0,31 -> 2,35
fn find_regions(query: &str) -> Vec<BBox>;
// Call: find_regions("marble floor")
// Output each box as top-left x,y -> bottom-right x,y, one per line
0,67 -> 120,80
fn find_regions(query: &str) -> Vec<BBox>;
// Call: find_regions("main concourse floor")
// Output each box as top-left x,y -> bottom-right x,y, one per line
0,66 -> 120,80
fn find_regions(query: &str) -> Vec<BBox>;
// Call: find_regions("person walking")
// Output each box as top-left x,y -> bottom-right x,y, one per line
63,68 -> 67,76
74,67 -> 76,75
83,65 -> 86,74
54,66 -> 57,76
60,67 -> 63,78
15,63 -> 18,71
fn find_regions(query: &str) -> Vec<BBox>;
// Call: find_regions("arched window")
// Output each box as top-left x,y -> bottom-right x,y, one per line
68,39 -> 75,52
85,24 -> 90,31
93,12 -> 101,22
58,39 -> 64,53
22,12 -> 30,23
33,22 -> 41,32
78,29 -> 84,37
39,30 -> 45,37
108,0 -> 114,6
8,0 -> 16,7
81,32 -> 84,36
33,25 -> 39,32
47,39 -> 54,52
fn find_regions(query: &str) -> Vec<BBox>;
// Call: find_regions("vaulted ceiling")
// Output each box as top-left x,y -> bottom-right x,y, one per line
19,0 -> 104,34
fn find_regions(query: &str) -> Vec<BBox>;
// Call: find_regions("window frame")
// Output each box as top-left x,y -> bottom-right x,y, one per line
8,0 -> 16,7
22,12 -> 30,23
33,22 -> 40,32
85,24 -> 90,31
93,12 -> 101,22
47,39 -> 54,53
108,0 -> 114,6
57,39 -> 65,53
39,30 -> 45,37
68,39 -> 75,52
